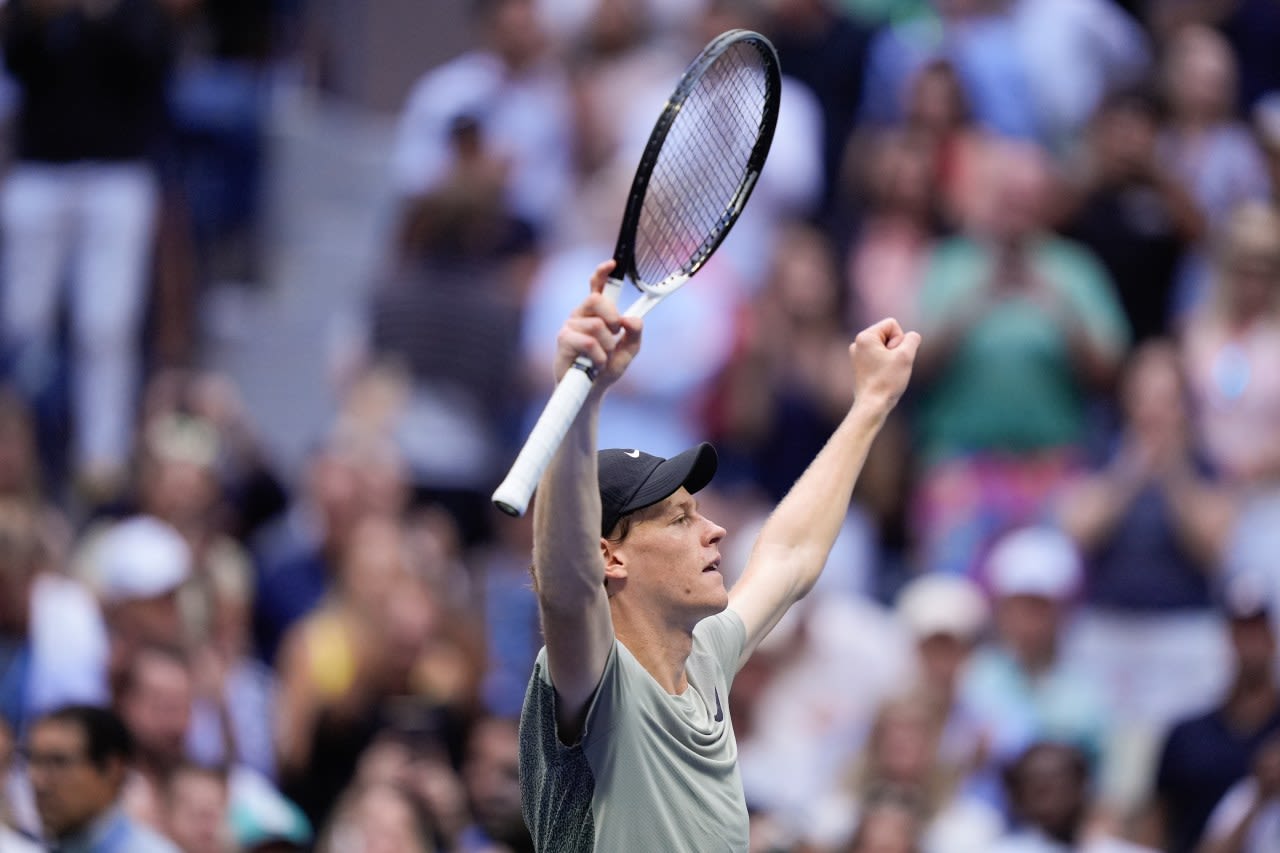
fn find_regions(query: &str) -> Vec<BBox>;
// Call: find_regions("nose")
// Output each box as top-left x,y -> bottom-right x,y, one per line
704,516 -> 726,546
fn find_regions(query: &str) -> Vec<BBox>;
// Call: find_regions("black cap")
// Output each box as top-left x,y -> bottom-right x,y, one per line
598,443 -> 718,537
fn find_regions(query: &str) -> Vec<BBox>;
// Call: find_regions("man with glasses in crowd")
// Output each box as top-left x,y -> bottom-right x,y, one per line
21,704 -> 177,852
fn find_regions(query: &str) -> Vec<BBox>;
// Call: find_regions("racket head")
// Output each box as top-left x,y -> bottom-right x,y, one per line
611,29 -> 781,296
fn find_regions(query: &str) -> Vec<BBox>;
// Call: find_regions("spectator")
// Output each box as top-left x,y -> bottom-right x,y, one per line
1008,0 -> 1152,153
116,645 -> 196,829
225,762 -> 312,853
895,574 -> 992,786
315,781 -> 435,853
363,123 -> 535,545
1057,340 -> 1235,812
1200,733 -> 1280,853
839,129 -> 946,555
911,140 -> 1129,577
763,0 -> 874,218
253,433 -> 408,666
860,0 -> 1041,141
186,545 -> 277,783
0,0 -> 175,503
161,763 -> 232,853
23,704 -> 179,851
899,58 -> 986,232
469,510 -> 539,719
0,500 -> 109,739
1158,23 -> 1272,315
688,0 -> 826,290
992,741 -> 1156,852
962,527 -> 1111,780
1180,201 -> 1280,488
390,0 -> 573,239
0,387 -> 71,556
709,221 -> 855,501
843,784 -> 927,853
1061,88 -> 1204,343
273,515 -> 442,826
137,369 -> 288,546
732,527 -> 912,844
1153,572 -> 1280,853
1256,93 -> 1280,200
845,127 -> 945,335
0,718 -> 39,853
811,690 -> 1004,852
1160,23 -> 1272,224
75,515 -> 192,692
456,716 -> 530,853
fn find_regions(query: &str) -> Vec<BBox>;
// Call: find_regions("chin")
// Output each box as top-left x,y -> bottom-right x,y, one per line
705,587 -> 730,615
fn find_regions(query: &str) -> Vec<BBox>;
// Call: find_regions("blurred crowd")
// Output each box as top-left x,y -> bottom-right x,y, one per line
2,0 -> 1280,851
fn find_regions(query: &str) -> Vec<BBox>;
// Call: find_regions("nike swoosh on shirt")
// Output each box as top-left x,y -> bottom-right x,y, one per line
714,688 -> 724,723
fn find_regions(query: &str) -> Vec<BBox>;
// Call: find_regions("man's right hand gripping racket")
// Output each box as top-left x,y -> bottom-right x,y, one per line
491,29 -> 782,517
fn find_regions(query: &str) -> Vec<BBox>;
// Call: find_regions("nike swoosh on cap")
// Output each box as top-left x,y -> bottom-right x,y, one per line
624,449 -> 640,458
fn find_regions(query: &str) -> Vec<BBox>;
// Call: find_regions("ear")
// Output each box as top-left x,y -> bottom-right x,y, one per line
103,754 -> 126,791
600,537 -> 628,594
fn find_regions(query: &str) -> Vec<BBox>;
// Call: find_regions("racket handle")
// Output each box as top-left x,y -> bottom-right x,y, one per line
492,363 -> 596,517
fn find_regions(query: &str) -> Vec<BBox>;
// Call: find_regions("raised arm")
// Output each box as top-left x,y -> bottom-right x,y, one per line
532,261 -> 643,741
728,318 -> 919,665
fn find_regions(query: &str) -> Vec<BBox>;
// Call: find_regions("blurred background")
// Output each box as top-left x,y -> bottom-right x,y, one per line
2,0 -> 1280,851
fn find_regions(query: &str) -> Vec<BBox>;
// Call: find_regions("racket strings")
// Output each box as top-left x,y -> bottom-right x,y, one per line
634,42 -> 769,288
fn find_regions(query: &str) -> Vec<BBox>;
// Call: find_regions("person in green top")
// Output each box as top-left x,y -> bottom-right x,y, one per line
518,259 -> 920,852
911,140 -> 1130,576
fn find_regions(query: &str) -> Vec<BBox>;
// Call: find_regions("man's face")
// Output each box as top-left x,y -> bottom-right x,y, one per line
1012,745 -> 1085,838
464,718 -> 525,843
27,720 -> 121,838
165,769 -> 228,853
997,595 -> 1060,666
606,488 -> 728,622
120,651 -> 193,770
917,632 -> 970,693
1230,613 -> 1277,683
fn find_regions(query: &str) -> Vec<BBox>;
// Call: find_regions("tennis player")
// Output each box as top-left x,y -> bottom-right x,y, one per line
519,260 -> 920,851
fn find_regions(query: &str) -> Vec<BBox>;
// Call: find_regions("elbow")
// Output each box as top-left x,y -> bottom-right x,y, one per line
537,580 -> 607,616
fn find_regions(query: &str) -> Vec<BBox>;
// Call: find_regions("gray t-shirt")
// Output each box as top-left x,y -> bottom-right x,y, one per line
519,609 -> 748,852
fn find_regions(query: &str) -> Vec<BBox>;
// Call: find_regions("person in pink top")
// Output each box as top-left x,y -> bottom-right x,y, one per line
1180,201 -> 1280,489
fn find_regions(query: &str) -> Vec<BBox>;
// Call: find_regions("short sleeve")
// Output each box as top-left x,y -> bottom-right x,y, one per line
692,610 -> 747,688
1202,777 -> 1257,844
1051,240 -> 1131,356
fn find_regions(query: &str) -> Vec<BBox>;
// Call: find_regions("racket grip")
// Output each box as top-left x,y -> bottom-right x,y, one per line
492,364 -> 596,517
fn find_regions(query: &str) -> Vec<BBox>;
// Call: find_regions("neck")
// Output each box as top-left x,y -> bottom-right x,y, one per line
1016,645 -> 1057,677
610,601 -> 695,694
55,802 -> 119,842
1225,675 -> 1279,727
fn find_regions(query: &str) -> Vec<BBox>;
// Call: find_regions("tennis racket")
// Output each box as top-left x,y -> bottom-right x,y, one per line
492,28 -> 781,517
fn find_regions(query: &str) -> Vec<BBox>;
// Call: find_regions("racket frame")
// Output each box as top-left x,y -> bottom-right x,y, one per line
492,29 -> 780,517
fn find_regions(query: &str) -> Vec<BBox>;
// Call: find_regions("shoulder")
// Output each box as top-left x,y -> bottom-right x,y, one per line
1161,707 -> 1223,751
120,818 -> 182,853
1036,236 -> 1109,279
0,825 -> 42,853
403,52 -> 499,107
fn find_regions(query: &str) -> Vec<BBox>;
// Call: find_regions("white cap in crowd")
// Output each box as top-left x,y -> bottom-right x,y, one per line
896,574 -> 990,642
94,515 -> 193,603
984,526 -> 1083,601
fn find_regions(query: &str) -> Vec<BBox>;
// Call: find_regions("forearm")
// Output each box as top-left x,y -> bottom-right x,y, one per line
1162,472 -> 1235,569
750,399 -> 889,598
1199,800 -> 1264,853
1055,307 -> 1121,388
1058,477 -> 1135,552
532,397 -> 608,610
1151,171 -> 1207,243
